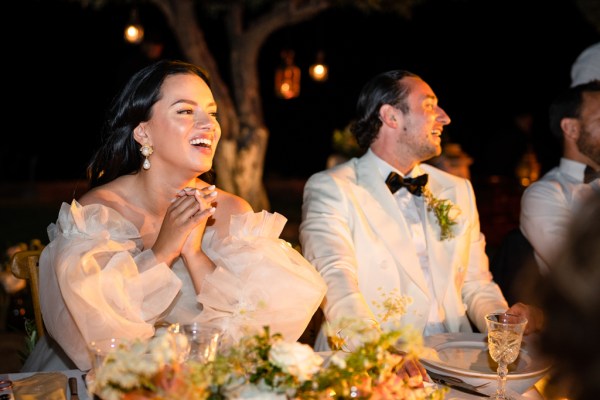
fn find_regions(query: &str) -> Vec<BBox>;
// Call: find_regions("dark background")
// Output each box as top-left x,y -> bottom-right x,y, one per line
3,0 -> 598,183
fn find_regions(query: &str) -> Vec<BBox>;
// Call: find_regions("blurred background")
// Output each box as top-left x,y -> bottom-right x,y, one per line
3,0 -> 598,183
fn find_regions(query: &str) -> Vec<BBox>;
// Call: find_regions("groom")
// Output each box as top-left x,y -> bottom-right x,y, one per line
299,70 -> 542,357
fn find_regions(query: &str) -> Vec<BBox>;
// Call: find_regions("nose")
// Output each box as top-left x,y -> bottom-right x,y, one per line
437,106 -> 451,125
195,113 -> 215,130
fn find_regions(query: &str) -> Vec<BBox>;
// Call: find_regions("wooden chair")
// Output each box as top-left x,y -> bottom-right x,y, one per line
10,249 -> 45,340
489,228 -> 540,305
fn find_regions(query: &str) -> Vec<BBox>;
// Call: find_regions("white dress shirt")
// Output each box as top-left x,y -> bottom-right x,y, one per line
372,154 -> 446,335
520,158 -> 598,273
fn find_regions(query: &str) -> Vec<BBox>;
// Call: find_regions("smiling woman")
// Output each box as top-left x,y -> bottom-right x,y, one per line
19,60 -> 326,373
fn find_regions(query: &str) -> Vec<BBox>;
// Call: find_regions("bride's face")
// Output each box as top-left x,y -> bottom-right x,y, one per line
142,73 -> 221,175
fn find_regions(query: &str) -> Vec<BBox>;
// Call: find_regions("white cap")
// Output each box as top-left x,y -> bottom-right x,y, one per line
571,42 -> 600,87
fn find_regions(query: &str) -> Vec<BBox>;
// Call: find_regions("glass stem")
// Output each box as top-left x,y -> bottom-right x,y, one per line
496,362 -> 508,398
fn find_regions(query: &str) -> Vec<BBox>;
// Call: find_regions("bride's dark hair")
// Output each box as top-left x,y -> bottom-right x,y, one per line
87,59 -> 215,188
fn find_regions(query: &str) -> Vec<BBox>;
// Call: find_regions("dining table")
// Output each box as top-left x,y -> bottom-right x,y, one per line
1,368 -> 545,400
443,385 -> 544,400
3,369 -> 90,400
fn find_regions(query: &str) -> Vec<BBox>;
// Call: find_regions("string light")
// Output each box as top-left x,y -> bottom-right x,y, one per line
309,50 -> 328,82
124,8 -> 144,44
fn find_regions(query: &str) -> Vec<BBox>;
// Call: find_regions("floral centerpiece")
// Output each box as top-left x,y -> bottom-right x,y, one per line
90,293 -> 448,400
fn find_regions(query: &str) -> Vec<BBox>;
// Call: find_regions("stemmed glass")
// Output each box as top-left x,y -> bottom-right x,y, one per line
485,312 -> 528,400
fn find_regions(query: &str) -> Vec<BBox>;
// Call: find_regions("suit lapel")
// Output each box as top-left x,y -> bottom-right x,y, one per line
420,165 -> 458,307
355,153 -> 429,295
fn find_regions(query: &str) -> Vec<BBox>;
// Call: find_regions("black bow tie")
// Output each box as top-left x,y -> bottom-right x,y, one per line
584,165 -> 599,184
385,172 -> 428,196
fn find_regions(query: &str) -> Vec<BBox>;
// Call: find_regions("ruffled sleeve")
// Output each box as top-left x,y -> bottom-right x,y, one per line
39,201 -> 182,371
196,211 -> 326,343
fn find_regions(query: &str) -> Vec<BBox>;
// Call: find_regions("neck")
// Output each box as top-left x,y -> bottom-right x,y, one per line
371,147 -> 418,175
133,170 -> 200,216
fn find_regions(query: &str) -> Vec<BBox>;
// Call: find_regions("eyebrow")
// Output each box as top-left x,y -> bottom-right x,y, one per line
169,99 -> 216,108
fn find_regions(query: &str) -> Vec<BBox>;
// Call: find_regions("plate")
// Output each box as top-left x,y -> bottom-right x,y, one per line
421,332 -> 550,379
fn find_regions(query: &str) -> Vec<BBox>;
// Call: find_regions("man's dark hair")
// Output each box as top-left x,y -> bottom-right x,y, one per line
350,70 -> 420,149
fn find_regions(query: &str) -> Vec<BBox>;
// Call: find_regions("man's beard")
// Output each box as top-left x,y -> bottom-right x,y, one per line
577,128 -> 600,165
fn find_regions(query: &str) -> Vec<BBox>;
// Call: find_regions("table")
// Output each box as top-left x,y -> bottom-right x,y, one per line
5,369 -> 90,400
444,385 -> 544,399
2,370 -> 544,400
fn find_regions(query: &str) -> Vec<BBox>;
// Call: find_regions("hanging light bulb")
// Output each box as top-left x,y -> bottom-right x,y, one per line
275,49 -> 301,99
124,8 -> 144,44
309,50 -> 328,82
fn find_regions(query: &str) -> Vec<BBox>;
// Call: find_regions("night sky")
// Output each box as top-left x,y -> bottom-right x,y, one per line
4,0 -> 599,183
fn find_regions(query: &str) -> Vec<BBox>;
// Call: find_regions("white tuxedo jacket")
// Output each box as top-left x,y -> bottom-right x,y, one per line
300,151 -> 508,350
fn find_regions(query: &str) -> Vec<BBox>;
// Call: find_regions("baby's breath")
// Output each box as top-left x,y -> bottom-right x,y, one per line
372,288 -> 413,323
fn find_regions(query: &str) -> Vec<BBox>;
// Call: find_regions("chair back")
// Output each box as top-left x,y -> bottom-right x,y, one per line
489,228 -> 540,305
10,249 -> 45,340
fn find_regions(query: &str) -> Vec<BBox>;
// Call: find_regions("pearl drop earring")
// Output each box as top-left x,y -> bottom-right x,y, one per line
140,141 -> 154,170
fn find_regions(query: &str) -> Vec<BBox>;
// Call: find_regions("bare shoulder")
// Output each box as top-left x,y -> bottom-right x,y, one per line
214,188 -> 253,215
77,177 -> 131,210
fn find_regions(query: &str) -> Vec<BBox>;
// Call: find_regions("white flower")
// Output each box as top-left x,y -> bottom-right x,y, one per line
447,204 -> 461,221
226,383 -> 287,399
423,186 -> 461,241
329,352 -> 347,369
268,340 -> 323,382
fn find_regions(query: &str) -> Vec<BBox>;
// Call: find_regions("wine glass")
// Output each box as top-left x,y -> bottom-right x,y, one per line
86,338 -> 127,390
485,312 -> 528,400
181,322 -> 221,363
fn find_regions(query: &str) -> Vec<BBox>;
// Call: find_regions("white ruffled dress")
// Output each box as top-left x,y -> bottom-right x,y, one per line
27,201 -> 326,371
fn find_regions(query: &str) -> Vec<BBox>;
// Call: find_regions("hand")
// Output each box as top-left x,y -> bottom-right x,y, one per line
152,186 -> 216,266
506,302 -> 544,334
394,354 -> 429,388
338,322 -> 429,388
181,185 -> 218,256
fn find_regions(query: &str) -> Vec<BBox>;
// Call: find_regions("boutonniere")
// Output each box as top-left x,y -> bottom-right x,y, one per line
422,187 -> 461,241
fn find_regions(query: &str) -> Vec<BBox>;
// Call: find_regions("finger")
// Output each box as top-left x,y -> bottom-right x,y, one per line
395,367 -> 409,381
170,197 -> 203,221
401,358 -> 426,388
192,206 -> 216,221
193,188 -> 218,203
414,359 -> 429,382
172,187 -> 196,200
199,184 -> 216,193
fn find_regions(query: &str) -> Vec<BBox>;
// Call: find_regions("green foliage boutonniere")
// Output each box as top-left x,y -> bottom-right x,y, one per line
423,187 -> 461,241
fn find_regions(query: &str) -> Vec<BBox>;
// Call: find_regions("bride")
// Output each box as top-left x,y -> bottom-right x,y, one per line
23,60 -> 326,372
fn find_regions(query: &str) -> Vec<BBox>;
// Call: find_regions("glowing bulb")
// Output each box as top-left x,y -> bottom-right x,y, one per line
124,8 -> 144,44
309,63 -> 328,81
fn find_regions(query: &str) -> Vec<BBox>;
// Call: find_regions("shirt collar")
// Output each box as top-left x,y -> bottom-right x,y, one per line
559,158 -> 588,182
369,148 -> 425,180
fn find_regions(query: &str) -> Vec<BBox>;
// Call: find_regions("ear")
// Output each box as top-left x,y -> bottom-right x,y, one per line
380,104 -> 399,128
133,123 -> 149,146
560,118 -> 580,141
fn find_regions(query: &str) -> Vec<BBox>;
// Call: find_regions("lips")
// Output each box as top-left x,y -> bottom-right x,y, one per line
190,137 -> 212,148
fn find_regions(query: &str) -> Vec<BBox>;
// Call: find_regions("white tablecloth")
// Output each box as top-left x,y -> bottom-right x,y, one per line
444,385 -> 544,399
